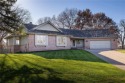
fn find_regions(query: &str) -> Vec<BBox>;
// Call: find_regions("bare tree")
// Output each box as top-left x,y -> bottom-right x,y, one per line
14,7 -> 32,23
92,13 -> 116,29
119,19 -> 125,49
57,14 -> 66,28
37,17 -> 51,24
75,9 -> 92,30
57,8 -> 78,29
37,15 -> 63,28
75,9 -> 117,30
51,15 -> 56,21
51,15 -> 64,28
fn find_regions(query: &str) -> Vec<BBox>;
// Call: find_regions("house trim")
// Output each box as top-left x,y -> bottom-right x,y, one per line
33,21 -> 62,32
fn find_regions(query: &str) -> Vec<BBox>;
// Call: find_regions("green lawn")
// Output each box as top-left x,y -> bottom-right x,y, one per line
0,50 -> 125,83
117,49 -> 125,54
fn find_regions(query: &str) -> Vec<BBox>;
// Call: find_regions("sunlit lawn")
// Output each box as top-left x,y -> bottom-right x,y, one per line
0,50 -> 125,83
117,49 -> 125,54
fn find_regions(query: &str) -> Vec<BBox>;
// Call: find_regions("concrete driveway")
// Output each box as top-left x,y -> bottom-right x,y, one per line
87,49 -> 125,70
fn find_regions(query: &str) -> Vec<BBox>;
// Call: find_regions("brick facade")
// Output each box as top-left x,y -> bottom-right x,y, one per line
84,38 -> 118,49
27,34 -> 71,52
8,35 -> 118,53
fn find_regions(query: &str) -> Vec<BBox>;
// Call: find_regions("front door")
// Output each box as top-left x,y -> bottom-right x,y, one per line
72,40 -> 76,47
76,40 -> 83,48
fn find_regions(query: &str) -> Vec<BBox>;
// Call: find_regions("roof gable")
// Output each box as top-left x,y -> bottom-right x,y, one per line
33,21 -> 61,32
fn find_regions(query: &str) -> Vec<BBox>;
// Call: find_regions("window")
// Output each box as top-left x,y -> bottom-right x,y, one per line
16,39 -> 19,45
35,35 -> 48,46
56,36 -> 67,46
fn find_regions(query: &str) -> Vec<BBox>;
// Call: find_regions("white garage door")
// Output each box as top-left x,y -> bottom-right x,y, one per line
90,41 -> 111,49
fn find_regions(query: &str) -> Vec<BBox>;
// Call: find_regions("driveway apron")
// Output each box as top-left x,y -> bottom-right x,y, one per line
87,50 -> 125,70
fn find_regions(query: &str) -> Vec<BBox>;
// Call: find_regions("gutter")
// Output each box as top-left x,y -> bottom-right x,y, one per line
70,37 -> 118,39
27,32 -> 72,37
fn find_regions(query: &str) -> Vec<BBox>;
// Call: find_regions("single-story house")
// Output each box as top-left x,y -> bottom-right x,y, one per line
6,21 -> 118,53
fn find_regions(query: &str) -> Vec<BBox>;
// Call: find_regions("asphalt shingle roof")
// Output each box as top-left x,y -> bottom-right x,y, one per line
60,28 -> 116,38
29,29 -> 64,35
24,23 -> 116,38
24,23 -> 37,31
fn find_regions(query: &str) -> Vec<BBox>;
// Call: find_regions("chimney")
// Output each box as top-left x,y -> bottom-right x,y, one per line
29,22 -> 32,24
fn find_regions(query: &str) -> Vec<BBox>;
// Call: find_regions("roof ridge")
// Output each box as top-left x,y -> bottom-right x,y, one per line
59,28 -> 109,31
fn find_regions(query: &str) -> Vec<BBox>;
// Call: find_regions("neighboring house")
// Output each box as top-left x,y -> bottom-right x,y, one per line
6,21 -> 118,53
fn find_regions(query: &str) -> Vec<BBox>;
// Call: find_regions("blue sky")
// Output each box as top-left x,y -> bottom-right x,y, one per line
16,0 -> 125,24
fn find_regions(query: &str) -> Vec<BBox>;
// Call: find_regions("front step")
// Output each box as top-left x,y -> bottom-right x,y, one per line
71,47 -> 84,50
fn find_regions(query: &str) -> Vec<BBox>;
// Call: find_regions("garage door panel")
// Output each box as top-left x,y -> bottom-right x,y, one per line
90,41 -> 111,49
